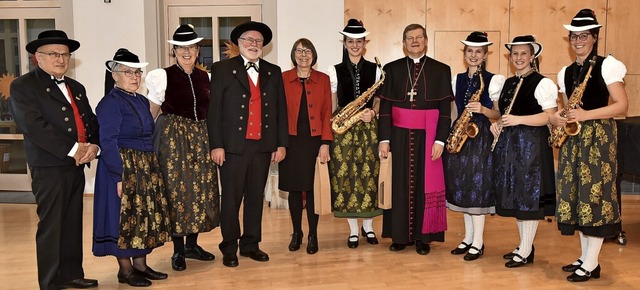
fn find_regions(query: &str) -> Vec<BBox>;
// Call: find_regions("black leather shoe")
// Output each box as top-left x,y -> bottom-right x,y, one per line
389,243 -> 407,251
505,247 -> 535,268
416,242 -> 431,255
240,248 -> 270,262
184,245 -> 215,261
289,232 -> 303,251
347,235 -> 359,248
118,271 -> 151,287
59,278 -> 99,289
451,242 -> 471,255
562,259 -> 583,272
135,266 -> 168,280
503,247 -> 520,260
463,245 -> 484,261
222,254 -> 239,267
171,253 -> 186,271
567,265 -> 601,282
306,235 -> 319,254
361,227 -> 379,244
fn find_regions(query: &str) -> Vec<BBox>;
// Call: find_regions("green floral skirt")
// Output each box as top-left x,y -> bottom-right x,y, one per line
329,119 -> 382,218
556,119 -> 622,237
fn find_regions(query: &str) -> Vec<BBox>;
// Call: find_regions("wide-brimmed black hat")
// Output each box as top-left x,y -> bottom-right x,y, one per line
168,24 -> 203,46
461,31 -> 492,46
340,18 -> 369,39
564,8 -> 602,32
505,35 -> 543,58
26,30 -> 80,54
105,48 -> 148,72
230,21 -> 272,46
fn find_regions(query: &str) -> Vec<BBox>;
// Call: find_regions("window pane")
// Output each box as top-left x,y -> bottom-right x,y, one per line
219,17 -> 250,61
179,18 -> 212,69
26,19 -> 55,71
0,19 -> 19,76
0,141 -> 27,174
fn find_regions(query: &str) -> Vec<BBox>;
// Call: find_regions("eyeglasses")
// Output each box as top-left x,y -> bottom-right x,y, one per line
239,37 -> 264,46
569,33 -> 591,42
175,45 -> 199,51
114,70 -> 143,78
405,36 -> 425,43
37,51 -> 72,60
294,48 -> 313,56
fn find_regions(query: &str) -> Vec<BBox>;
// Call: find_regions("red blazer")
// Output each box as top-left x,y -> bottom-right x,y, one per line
282,68 -> 333,141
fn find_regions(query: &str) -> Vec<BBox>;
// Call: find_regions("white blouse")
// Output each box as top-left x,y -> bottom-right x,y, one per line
450,74 -> 506,102
557,55 -> 627,94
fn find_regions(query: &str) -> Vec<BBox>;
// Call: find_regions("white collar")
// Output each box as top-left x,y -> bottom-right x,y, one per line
241,55 -> 259,68
409,55 -> 424,63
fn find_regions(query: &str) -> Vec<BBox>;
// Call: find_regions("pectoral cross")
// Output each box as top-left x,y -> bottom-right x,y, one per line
407,89 -> 417,102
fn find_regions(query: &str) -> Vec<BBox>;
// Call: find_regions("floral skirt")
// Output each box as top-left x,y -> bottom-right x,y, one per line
118,148 -> 171,250
154,113 -> 220,235
329,119 -> 382,218
556,119 -> 622,237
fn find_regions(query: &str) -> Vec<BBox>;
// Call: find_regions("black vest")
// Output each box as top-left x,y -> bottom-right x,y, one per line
564,55 -> 609,110
335,59 -> 377,108
499,72 -> 545,116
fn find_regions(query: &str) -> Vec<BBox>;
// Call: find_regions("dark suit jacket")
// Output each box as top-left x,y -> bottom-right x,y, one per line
207,55 -> 289,155
9,67 -> 99,167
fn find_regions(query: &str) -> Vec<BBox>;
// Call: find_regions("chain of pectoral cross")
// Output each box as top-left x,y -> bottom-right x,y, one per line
406,58 -> 426,102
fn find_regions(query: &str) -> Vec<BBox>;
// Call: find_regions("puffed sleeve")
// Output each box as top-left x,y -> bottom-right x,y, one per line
375,66 -> 383,82
602,55 -> 627,85
451,76 -> 456,96
327,65 -> 338,93
488,74 -> 506,101
145,68 -> 167,105
534,78 -> 558,110
557,66 -> 568,94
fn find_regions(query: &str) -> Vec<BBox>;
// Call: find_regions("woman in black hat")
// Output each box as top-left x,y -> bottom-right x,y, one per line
93,48 -> 171,287
444,32 -> 504,261
279,38 -> 332,254
551,8 -> 628,282
145,24 -> 220,271
327,19 -> 383,249
490,35 -> 557,268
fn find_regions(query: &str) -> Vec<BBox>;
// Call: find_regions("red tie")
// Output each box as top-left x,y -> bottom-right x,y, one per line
64,84 -> 87,142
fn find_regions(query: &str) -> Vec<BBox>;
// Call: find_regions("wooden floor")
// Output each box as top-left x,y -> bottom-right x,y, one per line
1,196 -> 639,290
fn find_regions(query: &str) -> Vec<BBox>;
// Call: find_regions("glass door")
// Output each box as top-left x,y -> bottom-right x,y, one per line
166,5 -> 261,69
0,8 -> 59,191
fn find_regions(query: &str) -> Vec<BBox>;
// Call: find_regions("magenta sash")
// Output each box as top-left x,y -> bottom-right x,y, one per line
391,107 -> 447,234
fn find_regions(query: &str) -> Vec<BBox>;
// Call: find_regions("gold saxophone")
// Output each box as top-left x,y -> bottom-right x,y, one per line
331,57 -> 385,135
549,56 -> 596,148
446,68 -> 484,154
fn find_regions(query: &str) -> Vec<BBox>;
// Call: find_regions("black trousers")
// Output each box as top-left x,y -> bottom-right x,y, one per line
218,141 -> 271,255
30,165 -> 86,290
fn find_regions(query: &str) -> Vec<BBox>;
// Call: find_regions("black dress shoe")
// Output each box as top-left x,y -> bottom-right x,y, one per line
222,254 -> 239,267
505,248 -> 535,268
463,245 -> 484,261
59,278 -> 98,289
171,253 -> 186,271
361,227 -> 379,244
347,235 -> 359,248
118,271 -> 152,287
389,242 -> 407,251
415,242 -> 431,255
451,242 -> 471,255
240,248 -> 270,262
562,259 -> 583,272
567,265 -> 601,282
289,232 -> 303,251
306,235 -> 318,254
185,245 -> 215,261
503,247 -> 520,260
135,266 -> 168,280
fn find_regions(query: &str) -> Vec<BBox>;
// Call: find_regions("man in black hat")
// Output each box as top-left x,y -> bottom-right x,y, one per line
207,21 -> 288,267
9,30 -> 99,289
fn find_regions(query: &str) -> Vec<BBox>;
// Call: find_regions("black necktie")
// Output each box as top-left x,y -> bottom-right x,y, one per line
54,78 -> 65,84
246,62 -> 259,73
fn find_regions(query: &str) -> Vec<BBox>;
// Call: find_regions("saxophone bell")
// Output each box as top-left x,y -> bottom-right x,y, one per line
466,123 -> 479,138
565,122 -> 581,136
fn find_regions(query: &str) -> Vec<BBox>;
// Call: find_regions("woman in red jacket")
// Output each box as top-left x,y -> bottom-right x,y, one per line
279,38 -> 333,254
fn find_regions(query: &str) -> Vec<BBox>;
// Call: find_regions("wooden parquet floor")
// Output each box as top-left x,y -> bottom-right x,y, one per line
1,196 -> 639,289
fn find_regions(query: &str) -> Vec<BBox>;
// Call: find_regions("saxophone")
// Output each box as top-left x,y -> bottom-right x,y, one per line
331,57 -> 385,135
446,68 -> 484,154
549,56 -> 596,148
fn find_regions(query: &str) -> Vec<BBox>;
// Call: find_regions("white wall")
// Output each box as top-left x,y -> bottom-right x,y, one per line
275,0 -> 344,73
